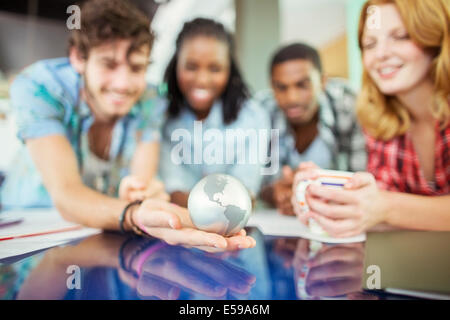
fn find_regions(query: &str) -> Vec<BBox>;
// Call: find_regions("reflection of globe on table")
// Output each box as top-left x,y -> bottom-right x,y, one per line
187,174 -> 252,236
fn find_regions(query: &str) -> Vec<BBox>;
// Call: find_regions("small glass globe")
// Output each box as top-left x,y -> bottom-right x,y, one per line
187,174 -> 252,236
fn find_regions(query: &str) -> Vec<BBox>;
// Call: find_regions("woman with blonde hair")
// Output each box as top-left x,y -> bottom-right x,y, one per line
292,0 -> 450,237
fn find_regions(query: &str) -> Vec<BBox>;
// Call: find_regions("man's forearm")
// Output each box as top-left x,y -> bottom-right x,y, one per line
383,192 -> 450,231
26,136 -> 136,230
52,183 -> 129,230
259,184 -> 276,207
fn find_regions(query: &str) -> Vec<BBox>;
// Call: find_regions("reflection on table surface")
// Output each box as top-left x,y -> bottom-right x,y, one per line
0,228 -> 384,300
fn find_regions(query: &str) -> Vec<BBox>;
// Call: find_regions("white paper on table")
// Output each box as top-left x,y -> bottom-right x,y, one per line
0,239 -> 73,261
0,208 -> 101,260
248,209 -> 366,243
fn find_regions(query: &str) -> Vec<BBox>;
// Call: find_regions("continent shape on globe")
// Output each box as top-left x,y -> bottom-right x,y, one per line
203,175 -> 247,234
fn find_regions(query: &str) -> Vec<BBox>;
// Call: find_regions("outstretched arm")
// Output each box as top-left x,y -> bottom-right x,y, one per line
26,135 -> 256,250
27,134 -> 129,230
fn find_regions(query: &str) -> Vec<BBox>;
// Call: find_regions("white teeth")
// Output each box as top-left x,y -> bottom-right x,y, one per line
109,92 -> 128,100
192,89 -> 211,100
379,67 -> 398,75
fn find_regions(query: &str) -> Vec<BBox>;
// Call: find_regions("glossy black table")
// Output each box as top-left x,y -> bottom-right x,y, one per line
0,227 -> 414,300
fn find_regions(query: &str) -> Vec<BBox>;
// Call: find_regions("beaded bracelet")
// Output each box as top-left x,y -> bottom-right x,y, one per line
119,200 -> 143,234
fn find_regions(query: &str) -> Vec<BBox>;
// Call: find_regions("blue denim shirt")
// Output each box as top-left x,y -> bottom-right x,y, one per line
158,99 -> 271,196
1,58 -> 165,209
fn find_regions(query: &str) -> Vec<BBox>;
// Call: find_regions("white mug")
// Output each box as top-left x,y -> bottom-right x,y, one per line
295,169 -> 354,236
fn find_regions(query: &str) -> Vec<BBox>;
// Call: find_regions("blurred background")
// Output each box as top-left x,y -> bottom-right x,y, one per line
0,0 -> 368,173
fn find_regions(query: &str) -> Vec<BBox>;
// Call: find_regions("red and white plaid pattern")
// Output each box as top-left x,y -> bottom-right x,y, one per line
366,123 -> 450,195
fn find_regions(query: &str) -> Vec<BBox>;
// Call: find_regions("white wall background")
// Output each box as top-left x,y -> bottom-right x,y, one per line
0,13 -> 69,171
0,11 -> 69,75
280,0 -> 348,48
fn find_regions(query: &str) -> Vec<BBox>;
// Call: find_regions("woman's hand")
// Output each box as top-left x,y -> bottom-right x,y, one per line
305,172 -> 388,238
119,176 -> 169,202
130,199 -> 256,252
291,162 -> 320,225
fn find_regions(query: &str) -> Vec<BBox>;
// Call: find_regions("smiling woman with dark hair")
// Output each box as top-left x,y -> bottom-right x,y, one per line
159,18 -> 271,208
164,18 -> 250,124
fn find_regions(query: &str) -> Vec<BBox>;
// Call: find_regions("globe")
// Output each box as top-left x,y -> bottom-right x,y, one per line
187,174 -> 252,236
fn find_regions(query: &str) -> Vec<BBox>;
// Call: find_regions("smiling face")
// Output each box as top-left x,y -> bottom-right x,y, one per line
271,59 -> 322,126
361,4 -> 433,96
70,39 -> 149,121
176,36 -> 230,118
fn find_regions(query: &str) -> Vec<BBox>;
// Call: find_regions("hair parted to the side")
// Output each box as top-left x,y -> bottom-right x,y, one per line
68,0 -> 154,60
164,17 -> 250,124
357,0 -> 450,141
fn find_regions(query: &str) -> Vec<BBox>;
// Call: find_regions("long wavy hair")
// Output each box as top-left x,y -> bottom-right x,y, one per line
164,18 -> 250,124
357,0 -> 450,140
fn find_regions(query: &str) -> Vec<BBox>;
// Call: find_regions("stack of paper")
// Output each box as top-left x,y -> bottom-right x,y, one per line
0,209 -> 101,261
248,209 -> 366,243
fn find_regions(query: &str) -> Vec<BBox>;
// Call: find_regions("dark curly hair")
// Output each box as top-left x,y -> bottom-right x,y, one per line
68,0 -> 154,60
164,18 -> 250,124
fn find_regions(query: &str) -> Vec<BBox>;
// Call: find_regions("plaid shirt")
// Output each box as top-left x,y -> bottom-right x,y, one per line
366,123 -> 450,195
256,78 -> 367,183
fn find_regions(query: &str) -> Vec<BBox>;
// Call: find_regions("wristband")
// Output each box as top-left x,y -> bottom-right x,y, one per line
119,200 -> 143,234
